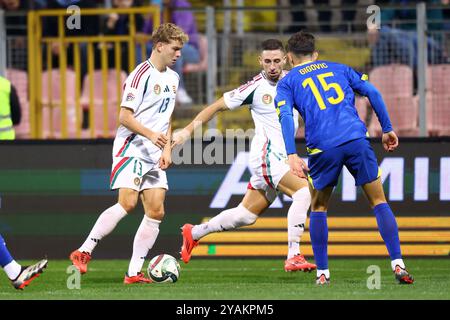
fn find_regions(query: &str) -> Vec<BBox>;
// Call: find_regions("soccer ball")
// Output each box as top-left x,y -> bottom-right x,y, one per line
147,254 -> 180,283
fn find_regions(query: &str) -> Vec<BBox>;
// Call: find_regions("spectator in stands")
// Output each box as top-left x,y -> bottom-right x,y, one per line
368,24 -> 448,91
368,25 -> 447,68
142,0 -> 200,105
0,75 -> 21,140
102,0 -> 145,73
381,0 -> 445,31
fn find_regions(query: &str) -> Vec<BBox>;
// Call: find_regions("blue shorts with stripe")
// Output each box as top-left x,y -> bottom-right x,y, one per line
307,138 -> 380,190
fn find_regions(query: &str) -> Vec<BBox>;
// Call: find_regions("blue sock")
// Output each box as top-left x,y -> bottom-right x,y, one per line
373,203 -> 402,260
309,212 -> 328,270
0,234 -> 14,268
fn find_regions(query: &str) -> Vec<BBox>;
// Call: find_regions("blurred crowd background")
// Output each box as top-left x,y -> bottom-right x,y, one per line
1,0 -> 449,139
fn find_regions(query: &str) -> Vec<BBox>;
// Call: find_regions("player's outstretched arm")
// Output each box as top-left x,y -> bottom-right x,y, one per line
347,68 -> 393,135
119,107 -> 168,149
172,97 -> 228,146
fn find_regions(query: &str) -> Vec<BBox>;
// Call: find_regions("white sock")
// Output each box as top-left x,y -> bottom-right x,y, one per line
127,215 -> 160,277
191,203 -> 258,241
4,260 -> 22,280
391,258 -> 405,271
79,203 -> 127,254
317,269 -> 330,279
287,187 -> 310,259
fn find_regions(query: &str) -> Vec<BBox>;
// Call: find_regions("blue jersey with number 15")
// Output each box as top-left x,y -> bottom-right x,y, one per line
275,60 -> 392,155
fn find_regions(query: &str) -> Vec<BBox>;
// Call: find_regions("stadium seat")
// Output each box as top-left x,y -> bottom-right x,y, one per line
41,69 -> 78,138
426,65 -> 450,136
368,64 -> 418,136
369,96 -> 419,137
369,64 -> 414,97
5,68 -> 29,138
80,70 -> 127,138
427,64 -> 450,96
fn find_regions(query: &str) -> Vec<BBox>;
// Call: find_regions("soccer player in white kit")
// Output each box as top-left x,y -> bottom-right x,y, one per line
70,23 -> 189,284
172,39 -> 316,272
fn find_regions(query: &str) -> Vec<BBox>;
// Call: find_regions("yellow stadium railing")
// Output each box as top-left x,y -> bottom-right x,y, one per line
28,7 -> 160,139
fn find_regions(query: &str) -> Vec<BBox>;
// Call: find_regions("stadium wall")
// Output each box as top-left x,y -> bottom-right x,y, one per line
0,138 -> 449,259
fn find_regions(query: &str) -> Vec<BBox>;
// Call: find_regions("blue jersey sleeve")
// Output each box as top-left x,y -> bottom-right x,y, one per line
275,79 -> 297,155
347,67 -> 393,133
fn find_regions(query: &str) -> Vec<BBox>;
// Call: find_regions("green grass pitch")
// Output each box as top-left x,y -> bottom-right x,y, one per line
0,259 -> 449,300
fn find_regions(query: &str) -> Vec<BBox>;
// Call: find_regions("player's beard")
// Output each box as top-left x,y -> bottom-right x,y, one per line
266,70 -> 281,82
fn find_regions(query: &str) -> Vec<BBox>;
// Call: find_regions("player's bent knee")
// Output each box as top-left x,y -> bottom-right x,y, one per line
119,200 -> 138,213
147,209 -> 165,221
311,202 -> 328,212
312,206 -> 328,212
292,187 -> 311,204
236,204 -> 258,226
241,213 -> 257,226
369,199 -> 387,209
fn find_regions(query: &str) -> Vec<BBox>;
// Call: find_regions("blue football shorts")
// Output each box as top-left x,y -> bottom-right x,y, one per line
307,138 -> 381,190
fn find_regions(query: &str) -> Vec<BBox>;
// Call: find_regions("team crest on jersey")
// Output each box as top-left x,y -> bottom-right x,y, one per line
154,84 -> 161,95
134,177 -> 141,186
262,94 -> 273,104
126,93 -> 135,101
172,85 -> 176,94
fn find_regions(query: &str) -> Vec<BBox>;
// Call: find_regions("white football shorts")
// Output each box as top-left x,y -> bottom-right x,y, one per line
247,146 -> 290,203
110,156 -> 168,191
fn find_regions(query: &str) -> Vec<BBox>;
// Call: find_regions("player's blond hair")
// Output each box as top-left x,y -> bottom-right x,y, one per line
151,23 -> 189,48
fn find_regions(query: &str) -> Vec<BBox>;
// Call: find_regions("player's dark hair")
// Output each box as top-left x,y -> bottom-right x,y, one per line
261,39 -> 284,52
286,31 -> 315,56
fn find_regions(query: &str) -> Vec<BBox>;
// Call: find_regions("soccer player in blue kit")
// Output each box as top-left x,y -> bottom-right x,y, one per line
275,31 -> 414,285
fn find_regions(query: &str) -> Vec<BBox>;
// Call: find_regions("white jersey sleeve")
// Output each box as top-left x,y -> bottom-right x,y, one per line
120,62 -> 151,111
223,74 -> 263,110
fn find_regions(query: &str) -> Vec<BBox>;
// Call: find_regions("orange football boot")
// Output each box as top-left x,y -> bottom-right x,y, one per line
123,272 -> 152,284
284,254 -> 317,272
180,224 -> 199,264
69,250 -> 91,274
